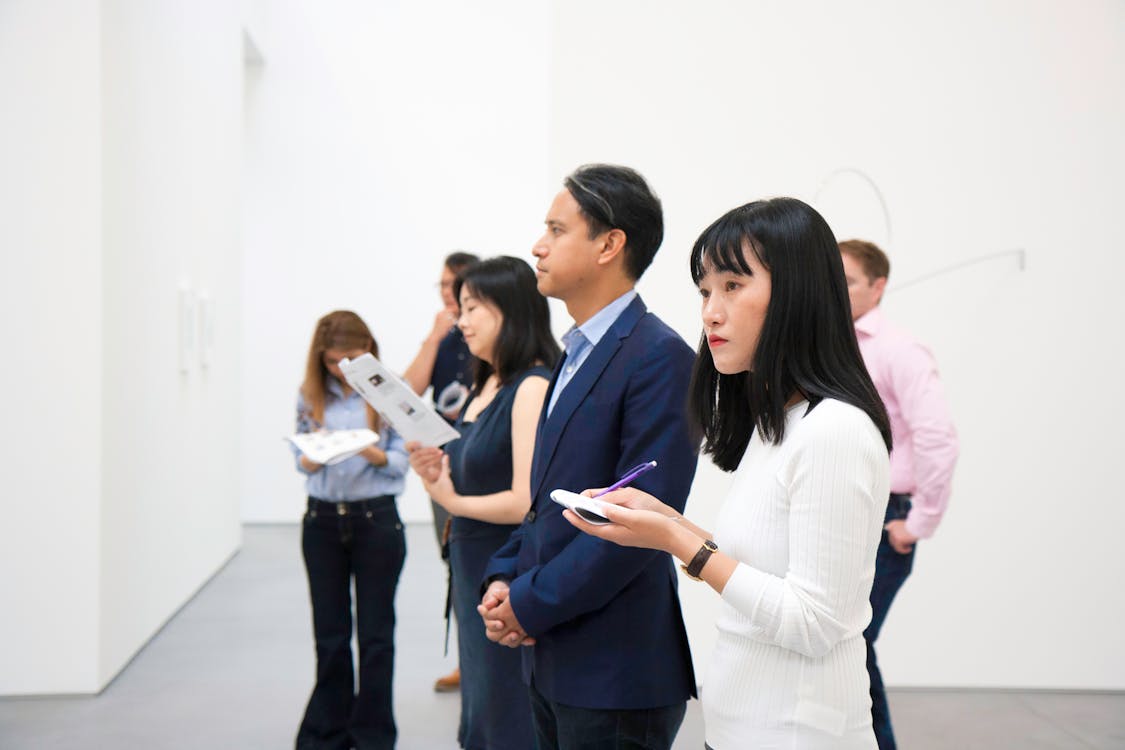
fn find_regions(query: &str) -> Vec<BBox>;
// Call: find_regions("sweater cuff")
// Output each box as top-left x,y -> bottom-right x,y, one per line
720,563 -> 769,620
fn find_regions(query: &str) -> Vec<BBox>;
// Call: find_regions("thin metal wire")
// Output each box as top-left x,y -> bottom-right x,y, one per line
814,167 -> 894,247
889,249 -> 1027,294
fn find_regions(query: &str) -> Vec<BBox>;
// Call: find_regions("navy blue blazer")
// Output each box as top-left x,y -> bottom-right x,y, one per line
483,295 -> 699,710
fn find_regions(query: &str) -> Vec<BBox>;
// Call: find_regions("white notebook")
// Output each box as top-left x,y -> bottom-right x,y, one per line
550,489 -> 614,525
287,429 -> 379,466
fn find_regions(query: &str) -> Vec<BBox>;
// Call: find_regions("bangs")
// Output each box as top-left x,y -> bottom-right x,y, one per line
689,208 -> 765,284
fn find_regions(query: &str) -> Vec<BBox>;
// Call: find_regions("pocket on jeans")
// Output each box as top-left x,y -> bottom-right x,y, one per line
361,506 -> 402,531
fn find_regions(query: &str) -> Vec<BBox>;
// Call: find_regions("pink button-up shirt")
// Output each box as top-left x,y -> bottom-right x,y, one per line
855,307 -> 959,539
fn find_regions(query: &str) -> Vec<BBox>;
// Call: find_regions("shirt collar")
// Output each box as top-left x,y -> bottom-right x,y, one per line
571,289 -> 637,349
854,305 -> 885,339
326,375 -> 347,397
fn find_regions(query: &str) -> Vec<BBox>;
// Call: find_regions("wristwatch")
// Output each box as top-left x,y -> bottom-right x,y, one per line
681,539 -> 719,580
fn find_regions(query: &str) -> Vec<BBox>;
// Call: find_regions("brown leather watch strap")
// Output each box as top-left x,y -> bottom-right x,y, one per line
681,539 -> 719,580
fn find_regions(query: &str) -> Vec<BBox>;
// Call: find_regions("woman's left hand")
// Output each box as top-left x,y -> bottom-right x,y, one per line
563,502 -> 681,554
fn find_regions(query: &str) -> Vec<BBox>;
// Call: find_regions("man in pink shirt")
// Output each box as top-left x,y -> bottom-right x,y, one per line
840,240 -> 959,750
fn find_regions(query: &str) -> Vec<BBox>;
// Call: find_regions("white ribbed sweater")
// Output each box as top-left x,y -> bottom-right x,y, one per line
703,399 -> 890,750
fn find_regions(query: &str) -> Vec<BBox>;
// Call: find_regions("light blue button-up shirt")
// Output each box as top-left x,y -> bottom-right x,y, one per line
292,377 -> 409,501
546,290 -> 637,417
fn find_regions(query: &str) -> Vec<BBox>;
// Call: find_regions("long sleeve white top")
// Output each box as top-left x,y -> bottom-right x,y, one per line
703,399 -> 890,750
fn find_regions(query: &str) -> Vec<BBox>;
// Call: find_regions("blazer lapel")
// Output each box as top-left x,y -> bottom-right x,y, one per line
530,296 -> 648,498
530,356 -> 565,494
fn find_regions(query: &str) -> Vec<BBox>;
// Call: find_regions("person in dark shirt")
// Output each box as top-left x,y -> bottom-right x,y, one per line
402,251 -> 478,692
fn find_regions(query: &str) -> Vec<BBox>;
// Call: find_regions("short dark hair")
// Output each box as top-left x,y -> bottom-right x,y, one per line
688,198 -> 892,471
839,239 -> 890,282
563,164 -> 663,280
444,251 -> 480,277
454,256 -> 561,390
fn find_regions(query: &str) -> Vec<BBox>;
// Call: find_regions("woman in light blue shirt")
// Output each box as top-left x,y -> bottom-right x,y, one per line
292,310 -> 409,750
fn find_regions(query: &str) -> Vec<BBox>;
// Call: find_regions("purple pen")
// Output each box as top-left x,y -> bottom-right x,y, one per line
594,460 -> 658,497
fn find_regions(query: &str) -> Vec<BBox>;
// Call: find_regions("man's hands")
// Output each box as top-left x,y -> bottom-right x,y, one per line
477,580 -> 534,648
884,519 -> 918,554
428,308 -> 458,345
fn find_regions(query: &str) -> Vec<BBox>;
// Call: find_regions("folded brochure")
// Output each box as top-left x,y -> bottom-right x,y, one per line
339,353 -> 460,447
288,429 -> 378,465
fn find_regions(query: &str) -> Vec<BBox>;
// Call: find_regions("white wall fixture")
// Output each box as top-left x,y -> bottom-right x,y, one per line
198,289 -> 214,369
178,284 -> 196,374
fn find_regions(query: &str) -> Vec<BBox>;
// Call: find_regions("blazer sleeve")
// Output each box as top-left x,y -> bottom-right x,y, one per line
482,521 -> 525,591
508,335 -> 698,637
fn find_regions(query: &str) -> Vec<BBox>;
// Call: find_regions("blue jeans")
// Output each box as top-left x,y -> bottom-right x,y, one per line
528,678 -> 686,750
297,497 -> 406,750
864,493 -> 915,750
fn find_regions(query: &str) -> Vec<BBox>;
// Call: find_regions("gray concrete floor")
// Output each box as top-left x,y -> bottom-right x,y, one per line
1,524 -> 1122,749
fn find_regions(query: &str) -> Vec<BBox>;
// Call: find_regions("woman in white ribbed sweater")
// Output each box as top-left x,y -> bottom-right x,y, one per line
566,198 -> 893,750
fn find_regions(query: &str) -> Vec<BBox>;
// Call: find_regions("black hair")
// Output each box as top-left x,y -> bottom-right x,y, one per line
687,198 -> 892,471
454,256 -> 561,390
444,251 -> 479,276
563,164 -> 663,281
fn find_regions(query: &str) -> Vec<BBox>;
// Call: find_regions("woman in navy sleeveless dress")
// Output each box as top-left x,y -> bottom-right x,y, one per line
407,257 -> 559,749
446,365 -> 550,748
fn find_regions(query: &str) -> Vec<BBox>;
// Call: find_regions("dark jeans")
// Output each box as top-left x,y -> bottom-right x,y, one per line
528,678 -> 686,750
864,493 -> 916,750
297,497 -> 406,750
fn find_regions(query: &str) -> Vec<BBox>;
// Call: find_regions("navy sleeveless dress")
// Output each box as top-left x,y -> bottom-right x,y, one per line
444,367 -> 548,750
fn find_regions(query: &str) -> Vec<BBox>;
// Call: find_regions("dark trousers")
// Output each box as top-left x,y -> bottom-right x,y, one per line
864,493 -> 915,750
528,678 -> 686,750
297,497 -> 406,750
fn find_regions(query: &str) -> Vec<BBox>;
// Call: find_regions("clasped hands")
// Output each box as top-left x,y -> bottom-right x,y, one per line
476,487 -> 689,650
477,581 -> 535,648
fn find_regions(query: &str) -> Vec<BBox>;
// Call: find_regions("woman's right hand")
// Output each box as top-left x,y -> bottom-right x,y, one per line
582,486 -> 674,516
406,441 -> 444,483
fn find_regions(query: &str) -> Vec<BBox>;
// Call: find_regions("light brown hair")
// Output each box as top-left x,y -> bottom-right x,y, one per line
839,239 -> 890,282
300,310 -> 379,429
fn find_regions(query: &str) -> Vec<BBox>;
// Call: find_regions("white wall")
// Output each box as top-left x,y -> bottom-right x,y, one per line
6,0 -> 1113,696
547,0 -> 1125,689
239,0 -> 552,523
98,0 -> 244,687
0,0 -> 245,695
0,0 -> 104,695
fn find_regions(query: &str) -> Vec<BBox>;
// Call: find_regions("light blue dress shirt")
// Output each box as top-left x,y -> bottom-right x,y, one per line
546,289 -> 638,417
293,377 -> 409,501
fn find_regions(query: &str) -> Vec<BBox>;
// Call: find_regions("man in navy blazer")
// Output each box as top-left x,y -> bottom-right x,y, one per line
479,164 -> 698,749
